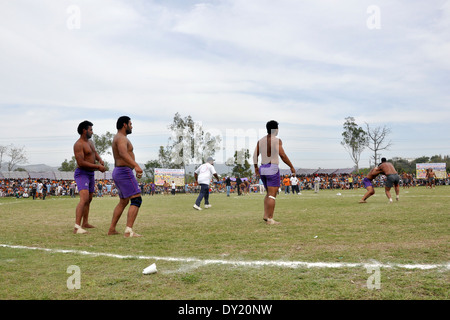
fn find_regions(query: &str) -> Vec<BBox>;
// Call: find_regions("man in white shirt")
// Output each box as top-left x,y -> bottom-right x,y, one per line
36,180 -> 43,199
171,181 -> 176,195
290,174 -> 299,194
314,174 -> 321,193
193,157 -> 220,210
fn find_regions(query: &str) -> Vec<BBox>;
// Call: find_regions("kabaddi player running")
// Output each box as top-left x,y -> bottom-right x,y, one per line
73,120 -> 106,234
108,116 -> 144,237
253,120 -> 296,225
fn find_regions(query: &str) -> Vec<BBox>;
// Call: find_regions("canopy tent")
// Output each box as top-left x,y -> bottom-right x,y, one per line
29,172 -> 55,180
334,168 -> 355,175
296,168 -> 318,175
54,171 -> 74,180
0,171 -> 29,179
295,168 -> 355,176
1,168 -> 356,180
0,171 -> 114,180
95,171 -> 113,180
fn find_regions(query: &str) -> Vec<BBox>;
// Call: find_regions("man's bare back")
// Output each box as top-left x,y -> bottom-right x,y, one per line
379,162 -> 397,175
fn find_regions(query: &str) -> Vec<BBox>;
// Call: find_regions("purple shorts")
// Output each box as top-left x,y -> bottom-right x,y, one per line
259,163 -> 280,188
74,168 -> 95,193
113,166 -> 141,199
363,177 -> 373,189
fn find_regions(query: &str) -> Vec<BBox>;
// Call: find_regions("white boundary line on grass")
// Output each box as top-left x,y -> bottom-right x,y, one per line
1,244 -> 449,271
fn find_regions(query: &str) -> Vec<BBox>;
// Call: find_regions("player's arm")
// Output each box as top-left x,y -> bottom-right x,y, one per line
89,141 -> 106,172
253,141 -> 260,176
279,139 -> 295,174
74,141 -> 103,171
90,140 -> 104,166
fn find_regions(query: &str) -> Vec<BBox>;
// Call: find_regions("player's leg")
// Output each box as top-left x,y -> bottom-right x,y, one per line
265,186 -> 279,224
125,194 -> 142,237
74,189 -> 90,234
81,192 -> 95,228
108,197 -> 129,235
385,187 -> 393,203
394,183 -> 400,201
360,186 -> 375,203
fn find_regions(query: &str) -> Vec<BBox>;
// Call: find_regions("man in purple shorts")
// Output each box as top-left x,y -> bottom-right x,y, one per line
73,120 -> 106,234
253,120 -> 295,225
112,167 -> 141,199
259,163 -> 281,191
108,116 -> 144,238
359,166 -> 382,203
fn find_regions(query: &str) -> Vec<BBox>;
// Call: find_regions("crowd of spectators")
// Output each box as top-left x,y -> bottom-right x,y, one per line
2,172 -> 449,198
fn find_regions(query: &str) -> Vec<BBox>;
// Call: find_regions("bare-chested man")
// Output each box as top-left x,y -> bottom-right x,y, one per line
359,166 -> 382,203
426,168 -> 436,189
73,120 -> 106,234
378,157 -> 400,203
253,120 -> 295,225
108,116 -> 144,237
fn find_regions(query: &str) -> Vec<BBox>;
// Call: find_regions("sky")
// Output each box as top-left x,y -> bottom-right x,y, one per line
1,0 -> 449,170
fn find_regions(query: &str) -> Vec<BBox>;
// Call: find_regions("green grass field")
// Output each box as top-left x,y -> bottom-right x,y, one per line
0,186 -> 448,300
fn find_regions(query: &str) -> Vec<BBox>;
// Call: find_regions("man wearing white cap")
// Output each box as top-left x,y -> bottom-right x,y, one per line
193,157 -> 220,210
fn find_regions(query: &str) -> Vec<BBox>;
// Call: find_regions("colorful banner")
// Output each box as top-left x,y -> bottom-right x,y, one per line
154,168 -> 185,186
416,163 -> 446,179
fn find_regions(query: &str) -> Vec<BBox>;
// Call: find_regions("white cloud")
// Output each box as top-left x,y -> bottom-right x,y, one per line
0,0 -> 449,168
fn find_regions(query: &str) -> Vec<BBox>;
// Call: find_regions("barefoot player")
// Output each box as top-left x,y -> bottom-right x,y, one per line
359,166 -> 382,203
73,120 -> 106,234
108,116 -> 144,237
378,158 -> 400,203
253,120 -> 295,225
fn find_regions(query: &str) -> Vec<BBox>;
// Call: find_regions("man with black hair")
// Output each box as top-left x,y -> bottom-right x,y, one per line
73,120 -> 106,234
108,116 -> 144,237
378,157 -> 400,203
253,120 -> 296,225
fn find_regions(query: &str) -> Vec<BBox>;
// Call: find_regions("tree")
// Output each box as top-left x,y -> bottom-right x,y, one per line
391,158 -> 414,174
365,123 -> 392,166
231,149 -> 253,178
143,160 -> 161,182
341,117 -> 368,171
7,145 -> 28,171
92,131 -> 113,157
92,131 -> 113,170
412,156 -> 430,164
0,145 -> 7,171
167,112 -> 221,167
158,145 -> 175,169
59,156 -> 77,171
